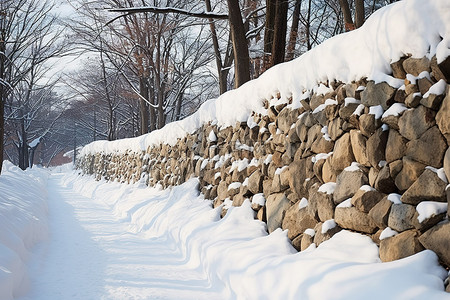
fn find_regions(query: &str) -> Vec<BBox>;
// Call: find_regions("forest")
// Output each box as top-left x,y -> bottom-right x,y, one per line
0,0 -> 397,172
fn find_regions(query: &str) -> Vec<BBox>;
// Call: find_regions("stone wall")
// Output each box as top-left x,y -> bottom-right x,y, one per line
77,55 -> 450,273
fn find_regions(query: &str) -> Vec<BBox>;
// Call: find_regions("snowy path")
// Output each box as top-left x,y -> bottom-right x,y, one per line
20,173 -> 223,300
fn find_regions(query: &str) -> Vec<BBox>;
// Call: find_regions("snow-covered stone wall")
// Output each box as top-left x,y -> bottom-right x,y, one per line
76,0 -> 450,282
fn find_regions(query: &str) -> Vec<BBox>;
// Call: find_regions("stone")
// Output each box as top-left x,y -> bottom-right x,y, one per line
391,58 -> 407,79
331,133 -> 355,172
301,232 -> 314,251
288,158 -> 314,199
257,206 -> 266,222
414,209 -> 446,232
291,234 -> 302,251
402,57 -> 431,76
277,107 -> 298,134
385,129 -> 407,163
310,190 -> 335,222
389,160 -> 403,179
374,165 -> 397,194
401,169 -> 447,205
232,193 -> 247,207
248,169 -> 264,194
421,93 -> 444,111
313,158 -> 326,183
351,188 -> 384,213
419,221 -> 450,266
435,55 -> 450,81
339,103 -> 360,120
404,92 -> 422,108
417,76 -> 434,95
436,86 -> 450,142
310,135 -> 334,154
266,193 -> 291,233
366,128 -> 388,169
345,83 -> 359,98
217,181 -> 228,200
361,81 -> 396,110
350,130 -> 370,166
327,118 -> 344,141
322,158 -> 338,183
282,205 -> 318,240
359,114 -> 380,137
368,167 -> 379,187
405,126 -> 447,168
394,157 -> 426,192
271,171 -> 289,193
379,230 -> 424,262
388,204 -> 416,232
381,115 -> 400,131
368,197 -> 392,228
394,88 -> 407,103
399,105 -> 436,141
445,148 -> 450,184
313,222 -> 341,246
333,169 -> 369,204
335,206 -> 378,234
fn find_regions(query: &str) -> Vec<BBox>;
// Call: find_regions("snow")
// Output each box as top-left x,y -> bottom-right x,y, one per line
380,227 -> 398,240
382,103 -> 408,118
0,162 -> 48,300
264,154 -> 273,165
228,182 -> 241,191
388,193 -> 402,204
298,198 -> 308,210
337,199 -> 353,208
369,105 -> 384,119
28,137 -> 41,148
321,126 -> 331,141
353,104 -> 365,116
230,158 -> 249,173
312,99 -> 338,114
304,229 -> 315,237
321,219 -> 337,234
318,182 -> 337,194
416,202 -> 448,223
344,162 -> 361,172
425,166 -> 448,183
275,166 -> 288,175
344,97 -> 361,106
252,193 -> 266,206
80,0 -> 450,157
312,152 -> 333,163
423,79 -> 447,98
208,130 -> 217,142
360,185 -> 376,192
0,166 -> 448,299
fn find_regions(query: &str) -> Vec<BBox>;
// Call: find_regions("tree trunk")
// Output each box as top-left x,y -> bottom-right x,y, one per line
286,0 -> 301,61
227,0 -> 250,88
271,0 -> 289,65
263,0 -> 276,70
139,76 -> 150,135
339,0 -> 355,31
205,0 -> 227,94
354,0 -> 365,28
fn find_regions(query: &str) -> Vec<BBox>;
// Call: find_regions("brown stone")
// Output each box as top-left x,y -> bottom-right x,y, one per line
288,159 -> 313,199
350,130 -> 370,167
388,203 -> 416,232
419,221 -> 450,266
421,93 -> 444,111
313,222 -> 341,246
277,107 -> 298,134
444,148 -> 450,184
361,81 -> 396,110
327,118 -> 344,141
374,165 -> 397,194
282,205 -> 318,240
405,126 -> 447,168
331,133 -> 355,171
366,128 -> 388,169
359,113 -> 380,137
322,158 -> 337,183
398,105 -> 436,141
436,86 -> 450,142
385,129 -> 407,163
310,190 -> 335,222
404,92 -> 422,108
368,197 -> 392,228
417,76 -> 434,95
351,188 -> 384,213
391,58 -> 407,79
266,193 -> 291,233
402,57 -> 431,76
401,169 -> 447,205
301,232 -> 315,251
311,135 -> 334,154
248,169 -> 264,194
333,168 -> 369,204
380,230 -> 424,262
394,157 -> 426,192
335,206 -> 378,234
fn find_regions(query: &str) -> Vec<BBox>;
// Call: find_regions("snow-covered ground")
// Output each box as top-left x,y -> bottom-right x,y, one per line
1,164 -> 449,299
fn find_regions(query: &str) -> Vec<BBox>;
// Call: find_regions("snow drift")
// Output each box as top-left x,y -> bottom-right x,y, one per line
0,162 -> 48,300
